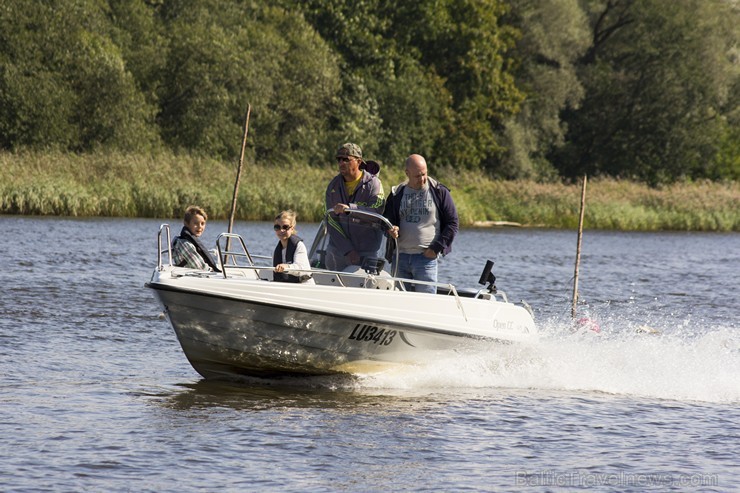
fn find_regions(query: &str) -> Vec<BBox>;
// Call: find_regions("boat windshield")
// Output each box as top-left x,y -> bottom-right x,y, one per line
308,210 -> 398,276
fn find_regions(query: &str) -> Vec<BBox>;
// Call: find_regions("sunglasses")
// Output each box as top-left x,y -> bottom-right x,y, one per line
273,224 -> 292,231
336,156 -> 353,163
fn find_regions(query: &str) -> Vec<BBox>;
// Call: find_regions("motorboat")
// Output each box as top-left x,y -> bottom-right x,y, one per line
146,210 -> 537,379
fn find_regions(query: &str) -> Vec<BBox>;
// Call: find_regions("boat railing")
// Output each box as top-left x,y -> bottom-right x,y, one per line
156,223 -> 521,323
454,287 -> 508,303
157,224 -> 173,271
216,233 -> 256,279
383,276 -> 508,303
251,254 -> 272,263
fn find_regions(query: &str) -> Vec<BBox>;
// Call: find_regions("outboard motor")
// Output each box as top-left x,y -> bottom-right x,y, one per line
478,260 -> 497,294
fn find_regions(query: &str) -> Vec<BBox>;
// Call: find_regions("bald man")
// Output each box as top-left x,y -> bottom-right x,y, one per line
384,154 -> 458,293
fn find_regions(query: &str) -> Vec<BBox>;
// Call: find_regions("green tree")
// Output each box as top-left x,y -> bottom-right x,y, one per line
392,0 -> 523,169
298,0 -> 523,169
0,1 -> 78,149
107,0 -> 168,110
498,0 -> 590,180
554,0 -> 739,184
0,0 -> 159,151
296,0 -> 426,165
366,61 -> 451,168
157,1 -> 341,163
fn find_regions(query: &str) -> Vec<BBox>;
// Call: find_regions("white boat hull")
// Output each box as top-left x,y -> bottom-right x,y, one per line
148,266 -> 537,379
148,212 -> 537,379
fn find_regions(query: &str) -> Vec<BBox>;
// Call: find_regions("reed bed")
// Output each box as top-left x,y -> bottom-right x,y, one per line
2,150 -> 738,231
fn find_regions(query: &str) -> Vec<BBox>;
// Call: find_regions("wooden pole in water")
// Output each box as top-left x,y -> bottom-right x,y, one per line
571,175 -> 587,319
228,104 -> 251,234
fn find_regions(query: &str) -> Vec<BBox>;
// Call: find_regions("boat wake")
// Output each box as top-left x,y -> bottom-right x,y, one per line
353,317 -> 740,404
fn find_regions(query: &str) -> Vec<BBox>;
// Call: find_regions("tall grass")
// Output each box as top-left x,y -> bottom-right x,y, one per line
2,150 -> 738,231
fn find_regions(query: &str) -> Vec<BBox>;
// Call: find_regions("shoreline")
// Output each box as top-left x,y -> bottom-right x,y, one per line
2,150 -> 738,232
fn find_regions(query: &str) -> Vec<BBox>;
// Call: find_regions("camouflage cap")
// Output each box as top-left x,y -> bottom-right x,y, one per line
336,142 -> 362,159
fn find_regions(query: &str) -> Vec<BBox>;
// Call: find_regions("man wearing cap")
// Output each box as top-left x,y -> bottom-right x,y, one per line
325,142 -> 385,270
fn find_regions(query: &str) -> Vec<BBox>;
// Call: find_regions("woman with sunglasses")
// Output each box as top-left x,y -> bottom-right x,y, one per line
272,210 -> 315,284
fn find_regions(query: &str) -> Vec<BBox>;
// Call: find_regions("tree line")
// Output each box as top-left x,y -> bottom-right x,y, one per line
1,0 -> 737,185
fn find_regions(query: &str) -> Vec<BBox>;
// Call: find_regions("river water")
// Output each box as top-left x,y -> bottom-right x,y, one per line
2,216 -> 738,492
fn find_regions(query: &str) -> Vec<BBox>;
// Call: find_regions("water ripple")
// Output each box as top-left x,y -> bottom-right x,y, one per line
1,218 -> 738,492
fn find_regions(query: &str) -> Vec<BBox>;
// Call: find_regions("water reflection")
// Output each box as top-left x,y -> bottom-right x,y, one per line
158,378 -> 455,414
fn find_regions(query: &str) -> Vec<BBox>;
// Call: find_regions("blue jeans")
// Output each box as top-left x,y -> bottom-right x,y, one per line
396,253 -> 438,293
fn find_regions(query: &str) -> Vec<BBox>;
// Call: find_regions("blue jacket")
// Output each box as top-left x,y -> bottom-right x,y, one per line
325,171 -> 385,255
383,177 -> 458,256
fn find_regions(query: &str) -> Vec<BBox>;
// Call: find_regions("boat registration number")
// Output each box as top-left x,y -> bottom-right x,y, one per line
348,324 -> 396,346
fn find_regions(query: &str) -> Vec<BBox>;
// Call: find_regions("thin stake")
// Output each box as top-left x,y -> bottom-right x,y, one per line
228,104 -> 252,234
571,175 -> 587,319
